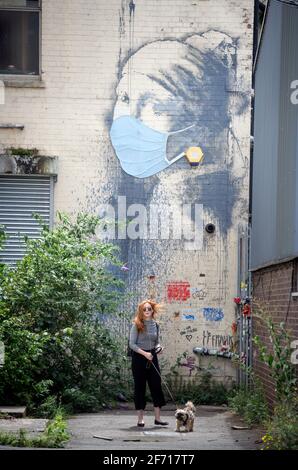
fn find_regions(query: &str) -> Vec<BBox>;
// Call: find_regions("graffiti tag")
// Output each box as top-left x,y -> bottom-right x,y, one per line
167,281 -> 191,302
202,307 -> 224,322
202,330 -> 233,348
182,314 -> 196,321
179,356 -> 197,377
190,287 -> 207,300
180,327 -> 198,336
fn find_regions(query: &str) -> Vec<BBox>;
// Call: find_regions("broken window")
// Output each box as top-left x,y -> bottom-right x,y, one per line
0,0 -> 40,75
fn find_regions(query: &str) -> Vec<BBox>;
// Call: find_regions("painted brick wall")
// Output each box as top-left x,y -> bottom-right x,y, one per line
252,259 -> 298,405
0,0 -> 254,385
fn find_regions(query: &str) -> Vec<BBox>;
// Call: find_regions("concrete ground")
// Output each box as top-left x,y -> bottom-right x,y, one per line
0,417 -> 47,436
0,404 -> 264,450
65,405 -> 263,450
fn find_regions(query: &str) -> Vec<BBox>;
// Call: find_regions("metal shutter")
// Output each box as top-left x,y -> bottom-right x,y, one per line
0,175 -> 54,265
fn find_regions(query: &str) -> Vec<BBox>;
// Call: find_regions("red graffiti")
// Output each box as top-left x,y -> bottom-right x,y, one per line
167,281 -> 191,302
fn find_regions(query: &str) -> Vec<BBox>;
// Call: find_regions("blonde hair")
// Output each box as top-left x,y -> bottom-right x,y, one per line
133,299 -> 163,332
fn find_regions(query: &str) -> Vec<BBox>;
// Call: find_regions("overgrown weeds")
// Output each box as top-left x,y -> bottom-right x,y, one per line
0,213 -> 130,416
0,410 -> 69,448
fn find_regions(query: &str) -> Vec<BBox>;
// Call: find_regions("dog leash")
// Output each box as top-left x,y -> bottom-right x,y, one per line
149,359 -> 178,407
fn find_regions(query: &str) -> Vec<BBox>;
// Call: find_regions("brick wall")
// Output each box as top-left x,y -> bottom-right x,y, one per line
252,258 -> 298,405
0,0 -> 254,383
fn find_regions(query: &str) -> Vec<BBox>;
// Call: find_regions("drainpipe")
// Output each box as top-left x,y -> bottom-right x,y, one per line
249,0 -> 269,230
248,0 -> 260,286
246,0 -> 261,386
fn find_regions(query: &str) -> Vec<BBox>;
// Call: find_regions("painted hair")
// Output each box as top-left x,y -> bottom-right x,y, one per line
133,299 -> 163,332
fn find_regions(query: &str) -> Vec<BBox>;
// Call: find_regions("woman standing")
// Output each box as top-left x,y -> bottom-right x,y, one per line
129,299 -> 168,427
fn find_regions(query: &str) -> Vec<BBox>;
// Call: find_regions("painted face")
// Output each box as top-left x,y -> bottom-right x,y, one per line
109,30 -> 247,240
111,32 -> 240,179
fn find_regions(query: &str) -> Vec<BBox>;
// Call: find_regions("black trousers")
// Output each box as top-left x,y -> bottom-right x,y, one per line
131,349 -> 166,410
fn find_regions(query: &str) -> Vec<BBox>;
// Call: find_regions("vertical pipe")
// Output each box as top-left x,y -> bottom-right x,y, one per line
247,0 -> 261,391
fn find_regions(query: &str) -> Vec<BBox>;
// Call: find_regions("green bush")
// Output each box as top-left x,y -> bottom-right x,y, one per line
62,388 -> 100,412
0,212 -> 129,416
253,315 -> 297,402
0,311 -> 51,406
33,395 -> 60,419
252,304 -> 298,448
228,388 -> 248,415
261,399 -> 298,450
40,410 -> 70,447
228,385 -> 269,426
163,352 -> 231,406
166,371 -> 230,406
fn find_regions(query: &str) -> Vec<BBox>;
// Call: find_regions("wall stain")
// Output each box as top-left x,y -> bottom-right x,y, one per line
129,0 -> 136,19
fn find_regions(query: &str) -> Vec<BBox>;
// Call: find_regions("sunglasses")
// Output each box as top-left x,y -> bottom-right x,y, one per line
143,306 -> 153,312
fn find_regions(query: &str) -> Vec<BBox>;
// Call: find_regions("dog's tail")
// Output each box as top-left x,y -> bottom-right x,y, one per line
185,401 -> 196,413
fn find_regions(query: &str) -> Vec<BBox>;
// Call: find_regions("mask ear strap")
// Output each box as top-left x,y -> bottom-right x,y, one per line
168,123 -> 195,135
165,124 -> 195,164
165,151 -> 185,165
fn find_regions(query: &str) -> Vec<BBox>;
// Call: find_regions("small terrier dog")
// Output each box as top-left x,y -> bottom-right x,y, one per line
175,401 -> 196,432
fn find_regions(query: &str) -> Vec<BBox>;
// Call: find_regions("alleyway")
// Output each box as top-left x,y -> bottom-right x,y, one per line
64,405 -> 263,450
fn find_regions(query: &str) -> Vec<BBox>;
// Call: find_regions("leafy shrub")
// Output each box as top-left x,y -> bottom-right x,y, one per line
40,410 -> 70,447
33,395 -> 60,419
0,311 -> 51,405
252,303 -> 298,448
0,213 -> 128,416
253,313 -> 297,402
261,399 -> 298,450
228,388 -> 248,415
166,371 -> 230,406
228,385 -> 269,426
62,388 -> 99,412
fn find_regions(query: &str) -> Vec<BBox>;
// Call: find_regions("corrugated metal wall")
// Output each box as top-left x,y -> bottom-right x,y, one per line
276,4 -> 298,260
0,175 -> 54,265
251,0 -> 298,270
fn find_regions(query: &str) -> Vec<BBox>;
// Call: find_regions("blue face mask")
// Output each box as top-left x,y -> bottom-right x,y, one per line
110,115 -> 194,178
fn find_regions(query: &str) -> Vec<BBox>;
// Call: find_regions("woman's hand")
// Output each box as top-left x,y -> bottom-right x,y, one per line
144,352 -> 153,361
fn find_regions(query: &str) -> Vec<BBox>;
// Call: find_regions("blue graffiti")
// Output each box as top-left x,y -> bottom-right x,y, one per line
202,308 -> 224,322
182,314 -> 196,321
